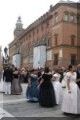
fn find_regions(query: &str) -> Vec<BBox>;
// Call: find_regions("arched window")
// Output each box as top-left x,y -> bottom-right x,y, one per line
54,34 -> 58,46
63,11 -> 69,21
69,13 -> 75,22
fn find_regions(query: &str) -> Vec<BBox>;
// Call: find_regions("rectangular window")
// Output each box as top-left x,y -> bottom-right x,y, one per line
54,34 -> 58,46
41,25 -> 44,31
74,15 -> 77,23
29,34 -> 31,39
37,28 -> 39,34
71,35 -> 75,46
77,14 -> 80,23
54,54 -> 58,65
71,54 -> 76,65
48,39 -> 52,47
46,21 -> 49,28
69,14 -> 74,22
63,13 -> 69,21
33,30 -> 35,37
54,12 -> 58,23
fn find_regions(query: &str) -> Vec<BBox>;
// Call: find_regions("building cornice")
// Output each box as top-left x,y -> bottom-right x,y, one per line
47,45 -> 80,50
51,2 -> 80,11
9,2 -> 80,48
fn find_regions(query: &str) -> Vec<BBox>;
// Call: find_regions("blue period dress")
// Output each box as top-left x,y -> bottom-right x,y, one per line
26,74 -> 39,102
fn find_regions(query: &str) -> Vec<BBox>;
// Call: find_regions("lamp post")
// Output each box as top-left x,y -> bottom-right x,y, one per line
3,47 -> 10,67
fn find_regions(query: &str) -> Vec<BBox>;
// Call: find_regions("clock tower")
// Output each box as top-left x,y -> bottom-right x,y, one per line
14,16 -> 24,39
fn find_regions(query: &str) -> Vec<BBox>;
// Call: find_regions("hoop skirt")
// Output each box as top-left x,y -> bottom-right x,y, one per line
52,81 -> 63,105
62,72 -> 80,114
39,73 -> 56,107
52,73 -> 63,105
26,74 -> 39,102
11,74 -> 22,95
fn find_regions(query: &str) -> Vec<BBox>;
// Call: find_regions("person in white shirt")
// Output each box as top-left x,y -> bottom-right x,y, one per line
62,64 -> 80,114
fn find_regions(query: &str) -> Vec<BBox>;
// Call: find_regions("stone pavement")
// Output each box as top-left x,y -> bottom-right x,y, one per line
0,83 -> 27,118
0,83 -> 80,119
0,83 -> 27,103
1,99 -> 80,119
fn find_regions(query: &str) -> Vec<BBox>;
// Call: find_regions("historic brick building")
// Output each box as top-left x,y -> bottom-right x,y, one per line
9,2 -> 80,69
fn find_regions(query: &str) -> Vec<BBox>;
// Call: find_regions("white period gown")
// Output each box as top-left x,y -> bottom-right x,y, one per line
62,72 -> 80,114
52,73 -> 63,105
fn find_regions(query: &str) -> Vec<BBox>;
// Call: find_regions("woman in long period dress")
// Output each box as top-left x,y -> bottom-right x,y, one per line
26,69 -> 39,102
39,67 -> 56,107
52,70 -> 63,105
62,65 -> 80,114
11,67 -> 22,95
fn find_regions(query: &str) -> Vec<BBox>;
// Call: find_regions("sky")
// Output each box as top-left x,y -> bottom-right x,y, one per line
0,0 -> 79,52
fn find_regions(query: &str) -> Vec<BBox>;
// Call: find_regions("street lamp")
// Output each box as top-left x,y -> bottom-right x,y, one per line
3,47 -> 10,67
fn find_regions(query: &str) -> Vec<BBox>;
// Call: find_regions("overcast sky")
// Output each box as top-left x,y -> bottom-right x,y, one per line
0,0 -> 78,52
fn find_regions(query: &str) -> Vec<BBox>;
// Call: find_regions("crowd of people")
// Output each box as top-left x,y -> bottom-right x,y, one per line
0,65 -> 29,95
0,64 -> 80,115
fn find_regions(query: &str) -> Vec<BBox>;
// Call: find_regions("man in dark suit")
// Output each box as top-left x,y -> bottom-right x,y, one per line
3,65 -> 13,95
76,64 -> 80,89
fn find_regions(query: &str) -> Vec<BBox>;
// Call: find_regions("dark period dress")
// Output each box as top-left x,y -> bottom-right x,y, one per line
39,73 -> 56,107
26,74 -> 39,102
11,71 -> 22,95
76,70 -> 80,89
